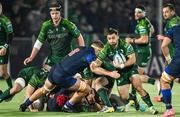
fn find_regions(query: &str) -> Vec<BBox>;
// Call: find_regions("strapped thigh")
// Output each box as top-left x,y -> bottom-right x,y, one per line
161,71 -> 173,83
78,81 -> 87,92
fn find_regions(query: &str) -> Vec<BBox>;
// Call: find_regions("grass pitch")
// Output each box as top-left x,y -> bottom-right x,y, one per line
0,80 -> 180,117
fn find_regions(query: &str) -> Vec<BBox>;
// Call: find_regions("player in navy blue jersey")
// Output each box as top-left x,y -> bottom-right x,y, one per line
19,40 -> 120,112
158,4 -> 180,117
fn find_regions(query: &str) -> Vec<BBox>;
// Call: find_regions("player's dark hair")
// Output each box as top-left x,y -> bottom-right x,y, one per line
92,40 -> 104,48
49,0 -> 62,11
107,28 -> 119,35
163,3 -> 175,11
136,4 -> 146,11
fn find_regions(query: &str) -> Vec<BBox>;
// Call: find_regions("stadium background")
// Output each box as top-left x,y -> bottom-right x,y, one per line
0,0 -> 179,78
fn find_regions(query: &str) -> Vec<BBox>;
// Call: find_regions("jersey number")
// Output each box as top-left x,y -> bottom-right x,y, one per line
68,48 -> 80,56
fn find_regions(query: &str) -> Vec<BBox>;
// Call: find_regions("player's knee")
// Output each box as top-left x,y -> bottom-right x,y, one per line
14,78 -> 25,89
11,86 -> 21,94
41,87 -> 49,95
78,81 -> 90,94
134,86 -> 142,92
43,84 -> 55,94
95,77 -> 108,90
121,94 -> 129,100
0,72 -> 6,78
2,73 -> 9,79
119,91 -> 128,100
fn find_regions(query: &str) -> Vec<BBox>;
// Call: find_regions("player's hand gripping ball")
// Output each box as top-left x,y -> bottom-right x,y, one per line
113,52 -> 126,69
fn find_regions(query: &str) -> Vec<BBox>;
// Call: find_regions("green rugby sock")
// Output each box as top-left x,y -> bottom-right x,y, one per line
6,77 -> 13,88
131,86 -> 137,95
141,93 -> 153,107
97,88 -> 112,107
0,89 -> 11,102
147,78 -> 155,85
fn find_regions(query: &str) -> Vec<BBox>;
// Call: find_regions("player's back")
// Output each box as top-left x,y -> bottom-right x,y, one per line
59,47 -> 96,75
172,25 -> 180,56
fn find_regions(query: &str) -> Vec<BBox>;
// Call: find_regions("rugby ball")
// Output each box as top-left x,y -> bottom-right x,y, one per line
113,52 -> 126,67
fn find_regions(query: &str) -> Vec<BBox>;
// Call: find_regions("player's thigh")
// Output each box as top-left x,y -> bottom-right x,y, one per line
47,66 -> 76,88
95,77 -> 109,87
130,74 -> 144,91
116,74 -> 131,87
136,50 -> 151,68
104,77 -> 115,95
44,79 -> 56,92
164,58 -> 180,79
130,74 -> 142,86
68,78 -> 90,92
0,64 -> 8,76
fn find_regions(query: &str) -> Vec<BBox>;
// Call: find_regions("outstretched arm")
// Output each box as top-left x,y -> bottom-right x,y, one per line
24,40 -> 43,65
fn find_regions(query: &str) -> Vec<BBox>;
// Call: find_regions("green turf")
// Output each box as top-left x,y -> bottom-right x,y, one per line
0,80 -> 180,117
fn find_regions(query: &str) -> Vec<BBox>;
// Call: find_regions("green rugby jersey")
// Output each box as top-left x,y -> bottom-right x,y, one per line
0,15 -> 13,46
164,15 -> 180,32
164,15 -> 180,57
98,39 -> 134,72
17,67 -> 48,88
37,18 -> 80,59
98,39 -> 134,62
134,17 -> 152,53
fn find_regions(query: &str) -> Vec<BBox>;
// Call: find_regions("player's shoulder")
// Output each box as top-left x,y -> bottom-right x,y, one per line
138,17 -> 150,26
0,15 -> 11,24
169,16 -> 180,27
103,43 -> 111,50
41,20 -> 52,27
61,18 -> 76,28
119,39 -> 132,48
61,18 -> 73,24
119,39 -> 128,46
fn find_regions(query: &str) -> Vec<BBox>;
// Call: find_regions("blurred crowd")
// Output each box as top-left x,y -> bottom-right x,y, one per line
0,0 -> 180,37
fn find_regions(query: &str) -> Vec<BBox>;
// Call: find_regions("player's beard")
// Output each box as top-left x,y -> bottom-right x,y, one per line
110,42 -> 118,48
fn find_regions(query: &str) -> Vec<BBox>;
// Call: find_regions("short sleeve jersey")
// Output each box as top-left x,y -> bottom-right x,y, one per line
0,15 -> 13,46
37,18 -> 81,58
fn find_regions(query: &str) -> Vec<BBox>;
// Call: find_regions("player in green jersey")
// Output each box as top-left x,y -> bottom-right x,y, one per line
91,28 -> 158,115
126,5 -> 160,99
0,66 -> 48,106
0,2 -> 13,89
24,1 -> 85,70
126,5 -> 154,72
